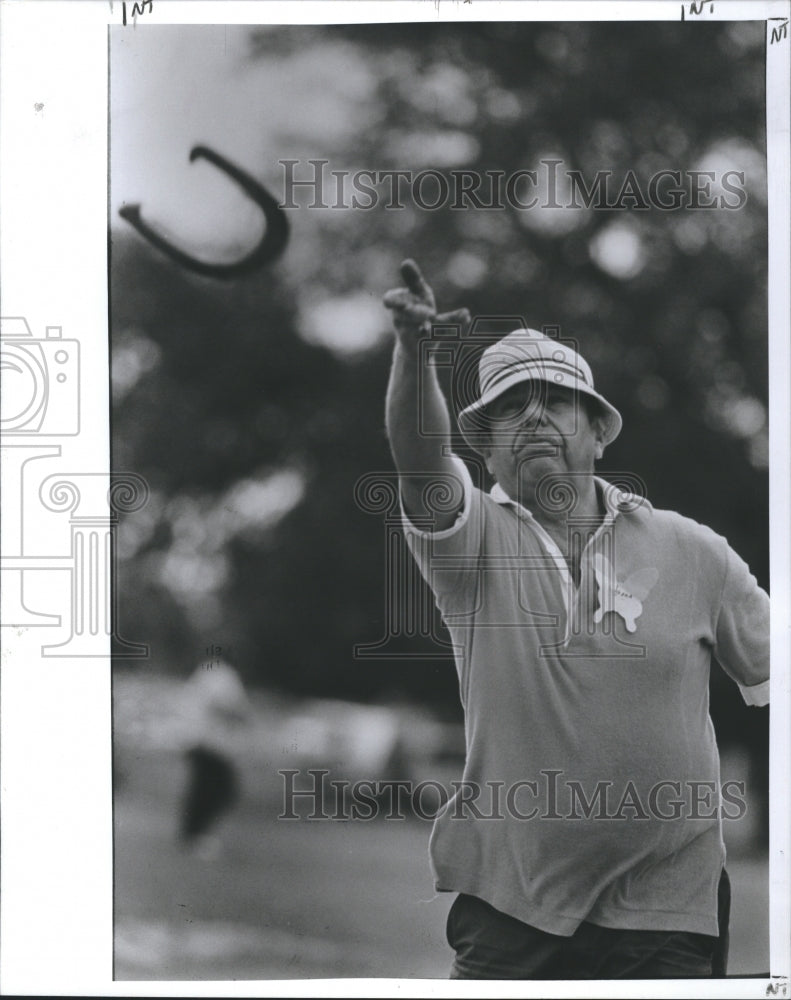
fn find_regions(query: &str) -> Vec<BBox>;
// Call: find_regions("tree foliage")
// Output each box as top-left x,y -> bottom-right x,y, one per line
112,21 -> 768,756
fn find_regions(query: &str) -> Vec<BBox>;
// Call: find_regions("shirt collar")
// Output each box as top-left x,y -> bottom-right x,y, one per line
489,476 -> 652,520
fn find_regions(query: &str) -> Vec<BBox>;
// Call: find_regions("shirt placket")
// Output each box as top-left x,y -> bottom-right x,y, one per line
511,501 -> 619,646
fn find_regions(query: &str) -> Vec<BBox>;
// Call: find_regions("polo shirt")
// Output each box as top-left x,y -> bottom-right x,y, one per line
402,457 -> 770,937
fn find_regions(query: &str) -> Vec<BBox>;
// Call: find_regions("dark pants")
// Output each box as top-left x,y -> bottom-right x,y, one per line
179,744 -> 238,840
447,869 -> 731,980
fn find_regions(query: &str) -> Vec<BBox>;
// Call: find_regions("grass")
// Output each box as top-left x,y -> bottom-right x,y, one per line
114,742 -> 769,981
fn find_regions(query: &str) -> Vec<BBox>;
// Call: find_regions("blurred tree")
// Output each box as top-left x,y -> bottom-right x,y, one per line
113,20 -> 768,774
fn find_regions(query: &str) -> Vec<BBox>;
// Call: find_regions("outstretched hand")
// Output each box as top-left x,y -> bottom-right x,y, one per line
383,259 -> 470,346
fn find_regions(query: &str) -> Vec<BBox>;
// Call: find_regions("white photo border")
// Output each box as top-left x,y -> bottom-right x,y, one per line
0,1 -> 788,996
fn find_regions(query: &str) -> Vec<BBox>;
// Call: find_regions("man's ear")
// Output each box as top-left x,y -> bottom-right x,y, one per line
591,413 -> 607,461
481,439 -> 497,477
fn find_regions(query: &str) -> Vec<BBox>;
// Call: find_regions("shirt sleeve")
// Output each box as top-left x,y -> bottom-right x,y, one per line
714,541 -> 770,707
399,455 -> 484,599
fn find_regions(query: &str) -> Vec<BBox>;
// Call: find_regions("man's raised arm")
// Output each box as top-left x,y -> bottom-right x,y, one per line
383,260 -> 470,532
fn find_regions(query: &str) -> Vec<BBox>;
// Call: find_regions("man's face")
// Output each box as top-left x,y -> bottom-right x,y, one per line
481,381 -> 607,506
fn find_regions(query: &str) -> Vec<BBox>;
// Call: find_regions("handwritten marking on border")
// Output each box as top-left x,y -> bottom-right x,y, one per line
769,17 -> 789,44
122,0 -> 153,27
681,1 -> 714,20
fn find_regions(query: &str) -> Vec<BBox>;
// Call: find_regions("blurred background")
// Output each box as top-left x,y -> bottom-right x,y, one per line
111,20 -> 770,979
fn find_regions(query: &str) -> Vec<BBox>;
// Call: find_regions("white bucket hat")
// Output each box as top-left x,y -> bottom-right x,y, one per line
457,328 -> 622,453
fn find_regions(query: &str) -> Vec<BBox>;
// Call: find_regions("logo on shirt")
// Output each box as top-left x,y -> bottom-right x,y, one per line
592,554 -> 658,633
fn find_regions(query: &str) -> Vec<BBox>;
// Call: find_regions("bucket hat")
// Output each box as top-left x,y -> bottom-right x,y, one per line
457,328 -> 622,453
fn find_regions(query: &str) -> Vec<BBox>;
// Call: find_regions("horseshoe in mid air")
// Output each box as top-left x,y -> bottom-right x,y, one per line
118,145 -> 289,279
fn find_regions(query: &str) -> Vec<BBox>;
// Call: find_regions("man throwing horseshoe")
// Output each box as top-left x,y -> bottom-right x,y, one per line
383,259 -> 769,980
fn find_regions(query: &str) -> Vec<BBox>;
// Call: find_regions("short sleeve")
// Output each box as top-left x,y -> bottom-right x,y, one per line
714,542 -> 770,706
400,455 -> 484,598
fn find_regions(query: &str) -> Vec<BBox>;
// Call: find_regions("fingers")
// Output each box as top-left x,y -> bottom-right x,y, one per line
435,308 -> 471,327
383,260 -> 434,310
390,303 -> 435,328
399,259 -> 432,302
383,261 -> 470,340
382,291 -> 434,326
382,288 -> 413,309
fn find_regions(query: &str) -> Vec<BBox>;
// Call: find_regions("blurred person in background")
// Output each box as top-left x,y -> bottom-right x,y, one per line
177,659 -> 251,859
382,260 -> 769,980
